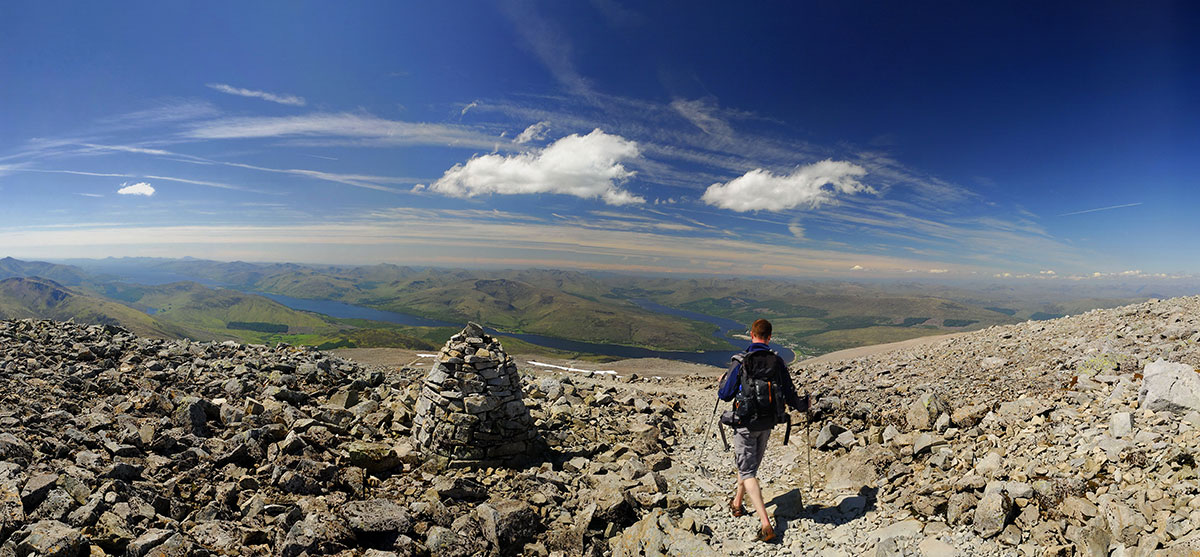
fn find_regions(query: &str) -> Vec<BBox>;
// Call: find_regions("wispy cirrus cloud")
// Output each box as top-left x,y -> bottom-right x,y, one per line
499,0 -> 595,99
143,175 -> 268,193
1058,202 -> 1143,217
96,100 -> 221,129
184,112 -> 503,150
11,167 -> 271,194
14,168 -> 135,178
423,129 -> 644,205
78,143 -> 173,156
0,213 -> 992,277
206,83 -> 306,106
670,98 -> 732,136
218,161 -> 419,193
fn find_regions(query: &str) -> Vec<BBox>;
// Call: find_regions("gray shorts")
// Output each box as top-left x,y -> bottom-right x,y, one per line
732,427 -> 771,480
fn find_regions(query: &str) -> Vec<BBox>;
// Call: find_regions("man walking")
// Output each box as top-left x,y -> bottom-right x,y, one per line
718,318 -> 806,542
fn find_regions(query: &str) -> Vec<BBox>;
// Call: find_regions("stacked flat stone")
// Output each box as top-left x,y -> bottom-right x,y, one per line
412,322 -> 539,463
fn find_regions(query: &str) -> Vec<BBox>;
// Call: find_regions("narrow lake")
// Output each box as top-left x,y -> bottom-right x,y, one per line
259,292 -> 794,367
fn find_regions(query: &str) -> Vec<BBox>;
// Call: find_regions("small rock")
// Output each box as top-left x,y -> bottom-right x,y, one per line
1110,412 -> 1133,438
343,499 -> 411,534
976,451 -> 1003,477
815,423 -> 848,449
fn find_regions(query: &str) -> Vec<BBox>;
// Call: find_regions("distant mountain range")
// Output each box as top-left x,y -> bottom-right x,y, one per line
0,256 -> 1176,358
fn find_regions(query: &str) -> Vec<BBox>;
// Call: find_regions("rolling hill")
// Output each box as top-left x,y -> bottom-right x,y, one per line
95,281 -> 345,343
76,260 -> 730,351
0,257 -> 89,286
49,257 -> 1166,356
376,277 -> 726,350
0,277 -> 182,338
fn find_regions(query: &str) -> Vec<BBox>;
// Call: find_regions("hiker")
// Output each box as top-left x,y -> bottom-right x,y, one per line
718,318 -> 807,542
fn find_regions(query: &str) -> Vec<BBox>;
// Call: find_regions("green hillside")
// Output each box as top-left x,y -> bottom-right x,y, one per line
372,278 -> 726,351
113,261 -> 728,351
97,281 -> 343,343
0,277 -> 182,338
55,258 -> 1156,357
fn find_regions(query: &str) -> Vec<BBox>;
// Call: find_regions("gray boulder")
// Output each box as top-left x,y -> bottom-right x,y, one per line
127,529 -> 176,557
972,491 -> 1012,539
493,499 -> 541,550
1100,498 -> 1146,547
1139,359 -> 1200,414
912,433 -> 946,456
906,393 -> 949,431
815,423 -> 848,449
17,520 -> 86,557
826,449 -> 876,493
611,508 -> 719,557
280,512 -> 354,557
951,403 -> 989,428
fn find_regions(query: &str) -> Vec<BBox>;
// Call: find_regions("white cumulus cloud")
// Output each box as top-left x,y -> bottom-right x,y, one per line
206,83 -> 306,106
117,182 -> 155,196
514,121 -> 551,144
701,160 -> 874,212
427,129 -> 644,206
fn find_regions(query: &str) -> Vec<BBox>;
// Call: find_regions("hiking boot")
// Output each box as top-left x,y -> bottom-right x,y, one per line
756,524 -> 776,543
728,497 -> 745,517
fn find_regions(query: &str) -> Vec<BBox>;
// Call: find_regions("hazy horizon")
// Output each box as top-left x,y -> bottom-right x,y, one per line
11,254 -> 1199,299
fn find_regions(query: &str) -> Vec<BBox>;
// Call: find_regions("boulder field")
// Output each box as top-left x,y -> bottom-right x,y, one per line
678,295 -> 1200,556
5,294 -> 1200,555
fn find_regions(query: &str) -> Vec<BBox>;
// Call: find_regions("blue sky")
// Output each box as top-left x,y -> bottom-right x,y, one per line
2,2 -> 1197,280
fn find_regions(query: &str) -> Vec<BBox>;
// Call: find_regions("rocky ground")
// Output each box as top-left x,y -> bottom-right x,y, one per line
5,295 -> 1200,555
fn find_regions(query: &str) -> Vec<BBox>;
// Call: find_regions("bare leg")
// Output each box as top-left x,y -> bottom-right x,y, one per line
743,477 -> 772,531
733,477 -> 745,509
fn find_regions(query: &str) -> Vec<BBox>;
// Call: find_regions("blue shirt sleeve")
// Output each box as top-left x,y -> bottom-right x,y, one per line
718,363 -> 740,401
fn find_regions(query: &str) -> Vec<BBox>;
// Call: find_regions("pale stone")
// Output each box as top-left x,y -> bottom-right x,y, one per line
1110,411 -> 1133,438
1139,359 -> 1200,414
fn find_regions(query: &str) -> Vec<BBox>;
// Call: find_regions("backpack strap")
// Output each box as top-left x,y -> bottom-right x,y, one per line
728,352 -> 746,391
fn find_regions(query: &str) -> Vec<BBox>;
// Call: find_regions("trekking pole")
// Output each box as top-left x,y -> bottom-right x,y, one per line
696,396 -> 721,476
805,393 -> 813,503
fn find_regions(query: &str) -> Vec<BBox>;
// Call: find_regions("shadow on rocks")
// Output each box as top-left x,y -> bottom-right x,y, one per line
773,486 -> 878,537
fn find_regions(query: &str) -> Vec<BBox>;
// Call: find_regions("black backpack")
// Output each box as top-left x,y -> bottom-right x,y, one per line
727,349 -> 788,429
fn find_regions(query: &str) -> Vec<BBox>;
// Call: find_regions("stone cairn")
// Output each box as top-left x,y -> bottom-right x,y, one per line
412,322 -> 540,463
